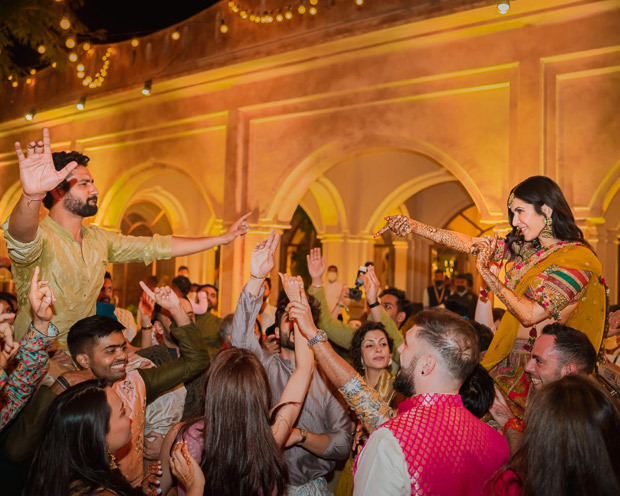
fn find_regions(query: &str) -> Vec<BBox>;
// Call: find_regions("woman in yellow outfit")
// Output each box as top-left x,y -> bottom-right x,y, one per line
376,176 -> 607,417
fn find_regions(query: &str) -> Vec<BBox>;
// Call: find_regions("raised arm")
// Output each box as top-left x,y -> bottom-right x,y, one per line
231,231 -> 279,360
375,214 -> 482,254
0,267 -> 58,430
270,284 -> 314,447
475,236 -> 549,327
170,213 -> 251,257
138,284 -> 209,402
9,128 -> 78,242
293,307 -> 394,434
306,248 -> 356,349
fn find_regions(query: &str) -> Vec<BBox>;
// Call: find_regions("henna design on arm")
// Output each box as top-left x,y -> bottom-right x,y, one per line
375,215 -> 478,254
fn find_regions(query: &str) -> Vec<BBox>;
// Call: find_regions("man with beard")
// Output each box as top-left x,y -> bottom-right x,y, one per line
489,323 -> 597,453
231,231 -> 352,495
290,307 -> 509,495
2,128 -> 250,350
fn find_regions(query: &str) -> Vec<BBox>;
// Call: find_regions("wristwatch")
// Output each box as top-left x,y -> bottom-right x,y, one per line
307,329 -> 328,347
297,428 -> 308,445
368,301 -> 380,309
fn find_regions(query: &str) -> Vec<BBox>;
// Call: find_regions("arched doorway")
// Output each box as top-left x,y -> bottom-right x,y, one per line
112,201 -> 175,309
279,206 -> 319,287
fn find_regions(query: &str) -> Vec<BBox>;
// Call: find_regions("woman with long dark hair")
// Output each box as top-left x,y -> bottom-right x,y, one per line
155,251 -> 314,496
24,379 -> 141,496
487,375 -> 620,495
377,176 -> 606,418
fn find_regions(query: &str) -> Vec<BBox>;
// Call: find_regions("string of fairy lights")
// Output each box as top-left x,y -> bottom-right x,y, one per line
12,0 -> 513,120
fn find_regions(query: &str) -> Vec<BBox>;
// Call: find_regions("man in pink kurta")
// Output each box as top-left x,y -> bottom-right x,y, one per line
298,308 -> 509,496
353,390 -> 508,495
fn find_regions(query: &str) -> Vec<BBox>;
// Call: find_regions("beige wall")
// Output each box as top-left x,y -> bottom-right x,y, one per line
1,0 -> 619,312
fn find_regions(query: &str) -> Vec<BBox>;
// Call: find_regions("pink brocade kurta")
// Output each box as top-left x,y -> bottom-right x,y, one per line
113,370 -> 147,487
379,393 -> 508,495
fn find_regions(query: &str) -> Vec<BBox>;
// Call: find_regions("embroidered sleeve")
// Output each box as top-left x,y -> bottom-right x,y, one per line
0,322 -> 58,430
525,266 -> 592,320
339,374 -> 396,433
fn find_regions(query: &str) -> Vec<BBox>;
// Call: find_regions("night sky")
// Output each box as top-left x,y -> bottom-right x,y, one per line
76,0 -> 220,41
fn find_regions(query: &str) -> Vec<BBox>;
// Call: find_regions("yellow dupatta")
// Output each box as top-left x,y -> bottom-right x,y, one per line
482,244 -> 606,371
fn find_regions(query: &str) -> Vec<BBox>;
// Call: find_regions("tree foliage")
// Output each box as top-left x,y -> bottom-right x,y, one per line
0,0 -> 98,79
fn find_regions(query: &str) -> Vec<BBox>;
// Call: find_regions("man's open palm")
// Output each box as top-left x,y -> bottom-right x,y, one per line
15,128 -> 77,197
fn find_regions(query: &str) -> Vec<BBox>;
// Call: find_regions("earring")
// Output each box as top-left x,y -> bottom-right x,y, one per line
540,217 -> 554,238
107,449 -> 118,470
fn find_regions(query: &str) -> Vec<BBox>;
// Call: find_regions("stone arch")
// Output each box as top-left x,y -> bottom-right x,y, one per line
364,170 -> 458,235
265,133 -> 489,226
590,158 -> 620,216
0,181 -> 26,225
299,177 -> 349,234
93,159 -> 216,235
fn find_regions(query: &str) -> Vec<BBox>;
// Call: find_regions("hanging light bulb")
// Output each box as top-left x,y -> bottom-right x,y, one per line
142,79 -> 152,96
171,31 -> 180,40
276,13 -> 284,22
220,20 -> 229,33
355,0 -> 364,5
309,6 -> 317,14
11,81 -> 18,88
26,78 -> 32,84
76,96 -> 86,110
497,1 -> 510,14
298,4 -> 306,14
25,110 -> 35,121
37,45 -> 46,54
131,39 -> 139,47
83,42 -> 91,51
285,10 -> 293,19
76,64 -> 85,72
309,0 -> 318,4
29,68 -> 36,75
68,52 -> 78,62
65,38 -> 76,49
60,16 -> 71,30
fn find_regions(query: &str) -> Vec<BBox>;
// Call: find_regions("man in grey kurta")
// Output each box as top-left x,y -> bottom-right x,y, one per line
232,284 -> 352,495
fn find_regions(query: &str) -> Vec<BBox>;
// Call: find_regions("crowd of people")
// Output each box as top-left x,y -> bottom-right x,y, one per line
0,128 -> 619,495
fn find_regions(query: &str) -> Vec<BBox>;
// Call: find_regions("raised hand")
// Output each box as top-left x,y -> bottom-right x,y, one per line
222,212 -> 251,244
287,289 -> 317,338
0,316 -> 18,370
306,247 -> 326,284
28,266 -> 55,330
362,265 -> 380,304
139,282 -> 181,312
475,233 -> 498,274
374,215 -> 412,238
250,230 -> 280,279
138,291 -> 156,328
279,273 -> 304,304
170,442 -> 205,493
15,128 -> 78,197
